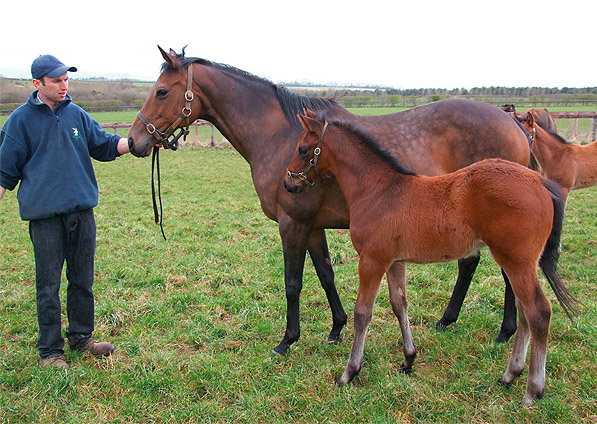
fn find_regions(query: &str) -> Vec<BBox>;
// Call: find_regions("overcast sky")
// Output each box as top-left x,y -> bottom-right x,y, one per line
1,0 -> 594,89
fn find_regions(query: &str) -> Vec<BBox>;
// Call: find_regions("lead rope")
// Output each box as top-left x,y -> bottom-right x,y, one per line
151,146 -> 167,240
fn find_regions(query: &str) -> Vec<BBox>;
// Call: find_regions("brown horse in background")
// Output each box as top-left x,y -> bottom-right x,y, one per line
523,108 -> 558,133
284,110 -> 579,406
128,47 -> 531,355
522,110 -> 597,198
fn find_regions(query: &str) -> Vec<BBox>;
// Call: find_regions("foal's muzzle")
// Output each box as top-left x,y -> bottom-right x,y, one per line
283,178 -> 303,193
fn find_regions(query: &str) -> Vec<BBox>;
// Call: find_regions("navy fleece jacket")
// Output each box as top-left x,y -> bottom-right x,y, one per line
0,91 -> 122,220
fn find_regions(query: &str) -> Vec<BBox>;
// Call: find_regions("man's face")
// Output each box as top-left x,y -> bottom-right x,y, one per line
33,73 -> 69,107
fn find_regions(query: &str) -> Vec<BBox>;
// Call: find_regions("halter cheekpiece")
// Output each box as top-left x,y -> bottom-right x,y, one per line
287,121 -> 329,186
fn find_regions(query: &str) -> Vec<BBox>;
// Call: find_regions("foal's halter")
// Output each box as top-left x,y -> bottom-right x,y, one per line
287,122 -> 329,186
136,64 -> 195,150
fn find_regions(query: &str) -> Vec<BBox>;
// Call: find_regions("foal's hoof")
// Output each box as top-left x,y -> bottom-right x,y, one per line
497,377 -> 512,388
398,364 -> 413,374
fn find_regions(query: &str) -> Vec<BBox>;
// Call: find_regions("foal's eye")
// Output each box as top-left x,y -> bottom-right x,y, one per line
156,89 -> 169,98
299,146 -> 310,156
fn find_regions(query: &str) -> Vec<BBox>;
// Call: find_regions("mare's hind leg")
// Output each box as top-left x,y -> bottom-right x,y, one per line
437,253 -> 518,344
498,271 -> 551,406
436,253 -> 481,330
336,254 -> 387,386
307,229 -> 347,343
386,261 -> 417,373
496,270 -> 517,343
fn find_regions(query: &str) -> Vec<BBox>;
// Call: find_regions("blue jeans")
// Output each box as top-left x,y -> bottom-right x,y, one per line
29,209 -> 96,358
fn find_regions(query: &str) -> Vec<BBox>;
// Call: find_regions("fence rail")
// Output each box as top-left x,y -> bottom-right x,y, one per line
549,111 -> 597,141
100,119 -> 216,146
2,114 -> 595,142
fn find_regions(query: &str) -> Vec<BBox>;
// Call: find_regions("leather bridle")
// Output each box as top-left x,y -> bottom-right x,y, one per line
136,64 -> 195,150
286,121 -> 329,186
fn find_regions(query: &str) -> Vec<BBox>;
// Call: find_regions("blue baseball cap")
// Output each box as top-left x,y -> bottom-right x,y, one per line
31,55 -> 77,79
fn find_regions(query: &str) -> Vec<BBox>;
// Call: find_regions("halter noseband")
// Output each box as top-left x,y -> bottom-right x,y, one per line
136,64 -> 195,150
287,121 -> 329,186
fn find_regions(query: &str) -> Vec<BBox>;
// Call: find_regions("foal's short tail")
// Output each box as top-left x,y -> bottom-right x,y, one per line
539,179 -> 582,321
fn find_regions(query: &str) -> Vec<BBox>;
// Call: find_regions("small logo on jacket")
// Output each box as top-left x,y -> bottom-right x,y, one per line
72,128 -> 81,139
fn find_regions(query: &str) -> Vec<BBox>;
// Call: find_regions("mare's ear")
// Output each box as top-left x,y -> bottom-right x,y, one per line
158,45 -> 180,68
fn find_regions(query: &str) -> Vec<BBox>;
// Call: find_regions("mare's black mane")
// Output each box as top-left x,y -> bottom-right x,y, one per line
314,111 -> 418,176
162,50 -> 335,124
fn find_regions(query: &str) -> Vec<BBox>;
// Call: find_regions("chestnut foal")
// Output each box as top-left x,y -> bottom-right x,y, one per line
284,110 -> 579,406
522,109 -> 597,199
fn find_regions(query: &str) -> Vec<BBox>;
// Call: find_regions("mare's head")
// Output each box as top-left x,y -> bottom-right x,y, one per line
521,108 -> 558,134
284,109 -> 332,193
128,46 -> 200,157
502,104 -> 516,113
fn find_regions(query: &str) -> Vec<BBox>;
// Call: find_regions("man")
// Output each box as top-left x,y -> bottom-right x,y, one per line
0,55 -> 130,369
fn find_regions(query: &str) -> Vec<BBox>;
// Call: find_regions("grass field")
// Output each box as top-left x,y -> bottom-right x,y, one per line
0,140 -> 595,422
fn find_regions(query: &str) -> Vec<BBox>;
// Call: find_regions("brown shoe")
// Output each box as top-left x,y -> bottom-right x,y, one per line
74,338 -> 115,357
39,355 -> 69,369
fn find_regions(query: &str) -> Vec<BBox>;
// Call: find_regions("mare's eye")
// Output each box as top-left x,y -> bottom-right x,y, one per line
299,146 -> 310,156
156,89 -> 168,98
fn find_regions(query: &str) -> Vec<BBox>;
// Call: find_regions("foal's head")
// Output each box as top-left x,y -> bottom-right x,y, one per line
284,109 -> 332,193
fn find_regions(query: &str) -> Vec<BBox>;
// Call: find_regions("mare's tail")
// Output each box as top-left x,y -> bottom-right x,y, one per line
538,179 -> 582,321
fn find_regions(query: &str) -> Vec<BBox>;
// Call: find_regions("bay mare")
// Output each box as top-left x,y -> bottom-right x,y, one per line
128,47 -> 531,355
284,110 -> 579,406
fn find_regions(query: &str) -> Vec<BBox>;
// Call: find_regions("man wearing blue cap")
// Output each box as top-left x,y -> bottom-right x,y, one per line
0,55 -> 130,369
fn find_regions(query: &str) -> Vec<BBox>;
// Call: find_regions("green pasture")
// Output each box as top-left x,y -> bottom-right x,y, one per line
0,142 -> 595,422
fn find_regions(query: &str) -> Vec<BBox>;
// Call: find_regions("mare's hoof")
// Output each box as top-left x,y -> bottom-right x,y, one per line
495,329 -> 515,343
272,344 -> 288,356
435,319 -> 452,332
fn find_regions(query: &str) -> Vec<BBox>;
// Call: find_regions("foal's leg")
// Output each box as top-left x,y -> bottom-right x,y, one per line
436,253 -> 481,331
499,272 -> 551,406
307,229 -> 347,343
386,261 -> 417,373
498,297 -> 530,387
336,254 -> 386,386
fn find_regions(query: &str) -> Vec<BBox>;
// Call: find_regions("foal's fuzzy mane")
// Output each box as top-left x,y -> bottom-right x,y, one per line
315,111 -> 417,176
547,130 -> 572,145
161,48 -> 335,124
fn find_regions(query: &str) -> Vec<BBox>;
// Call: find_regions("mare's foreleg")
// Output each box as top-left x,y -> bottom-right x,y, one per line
386,261 -> 417,373
307,229 -> 347,343
496,270 -> 517,343
336,254 -> 386,386
273,216 -> 311,355
436,253 -> 481,330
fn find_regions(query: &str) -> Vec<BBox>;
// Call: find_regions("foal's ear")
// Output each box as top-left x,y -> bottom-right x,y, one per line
526,110 -> 536,127
299,113 -> 324,134
303,108 -> 317,118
